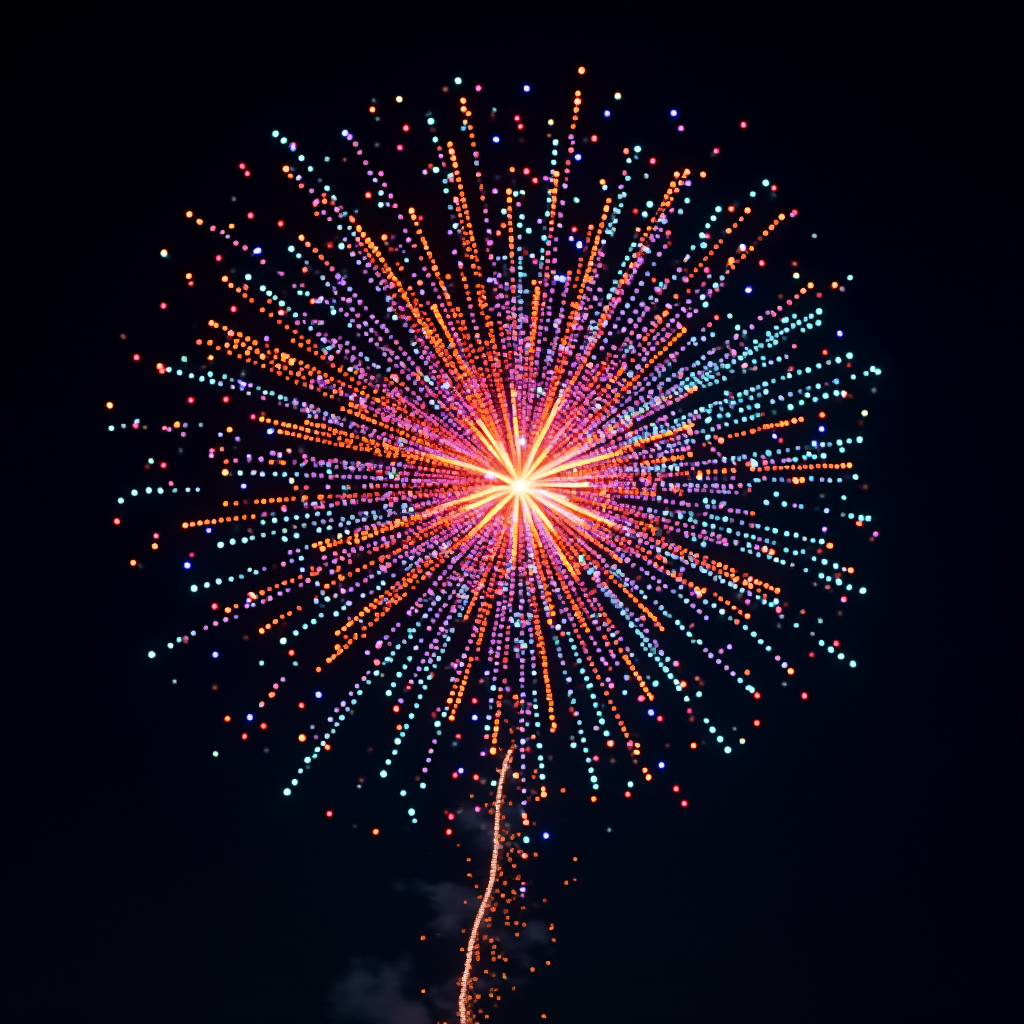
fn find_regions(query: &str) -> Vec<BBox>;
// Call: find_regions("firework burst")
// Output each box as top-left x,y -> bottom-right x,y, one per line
112,75 -> 876,1020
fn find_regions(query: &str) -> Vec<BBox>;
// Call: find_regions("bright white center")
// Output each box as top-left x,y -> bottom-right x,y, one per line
512,478 -> 528,494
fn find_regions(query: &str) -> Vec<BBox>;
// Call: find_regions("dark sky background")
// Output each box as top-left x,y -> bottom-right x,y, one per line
7,12 -> 1019,1024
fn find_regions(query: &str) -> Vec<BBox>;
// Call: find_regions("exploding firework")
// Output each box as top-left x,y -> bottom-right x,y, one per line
111,73 -> 876,1020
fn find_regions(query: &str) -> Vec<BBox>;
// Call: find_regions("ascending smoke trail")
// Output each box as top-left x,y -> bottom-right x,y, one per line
460,745 -> 517,1024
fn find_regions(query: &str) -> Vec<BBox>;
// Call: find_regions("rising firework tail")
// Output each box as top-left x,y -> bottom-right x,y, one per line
461,744 -> 516,1023
110,73 -> 875,1020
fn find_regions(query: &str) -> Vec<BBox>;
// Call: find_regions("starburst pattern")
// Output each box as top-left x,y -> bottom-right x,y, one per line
113,80 -> 876,1019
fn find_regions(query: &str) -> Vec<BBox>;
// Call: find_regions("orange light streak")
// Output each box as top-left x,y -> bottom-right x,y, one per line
460,745 -> 516,1024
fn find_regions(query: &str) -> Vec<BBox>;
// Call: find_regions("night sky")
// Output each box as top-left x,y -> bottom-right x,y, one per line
8,13 -> 1019,1023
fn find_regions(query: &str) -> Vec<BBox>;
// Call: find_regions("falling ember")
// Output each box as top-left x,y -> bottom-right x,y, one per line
115,77 -> 873,1019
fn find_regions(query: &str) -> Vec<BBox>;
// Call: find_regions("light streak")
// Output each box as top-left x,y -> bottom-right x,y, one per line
460,744 -> 516,1024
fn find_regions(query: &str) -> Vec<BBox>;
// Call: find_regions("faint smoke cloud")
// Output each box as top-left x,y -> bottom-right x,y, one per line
328,957 -> 429,1024
412,879 -> 474,935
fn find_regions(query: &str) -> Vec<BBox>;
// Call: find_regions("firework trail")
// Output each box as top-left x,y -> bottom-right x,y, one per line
460,744 -> 515,1024
112,72 -> 876,1017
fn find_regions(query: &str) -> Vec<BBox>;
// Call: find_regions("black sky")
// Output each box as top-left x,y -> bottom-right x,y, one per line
6,10 -> 1019,1023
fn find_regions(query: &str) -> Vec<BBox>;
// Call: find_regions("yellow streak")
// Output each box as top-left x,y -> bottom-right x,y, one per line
511,494 -> 521,563
531,488 -> 617,530
527,499 -> 580,578
473,418 -> 518,478
460,487 -> 509,512
522,401 -> 562,478
532,423 -> 694,484
459,493 -> 514,547
510,390 -> 522,475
